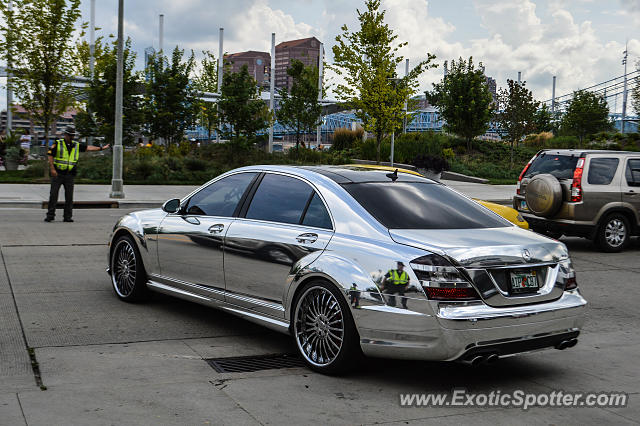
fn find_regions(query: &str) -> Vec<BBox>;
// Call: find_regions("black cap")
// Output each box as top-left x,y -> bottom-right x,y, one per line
64,126 -> 76,136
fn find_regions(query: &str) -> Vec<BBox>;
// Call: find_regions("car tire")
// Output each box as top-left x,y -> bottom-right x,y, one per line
595,213 -> 630,253
292,280 -> 361,375
110,235 -> 149,302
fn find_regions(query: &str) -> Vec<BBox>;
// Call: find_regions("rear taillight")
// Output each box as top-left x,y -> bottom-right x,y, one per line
571,158 -> 585,202
565,277 -> 578,290
410,254 -> 481,301
560,259 -> 578,290
516,154 -> 537,195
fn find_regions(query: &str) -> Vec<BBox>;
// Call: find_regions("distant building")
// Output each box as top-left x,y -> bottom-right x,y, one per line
223,51 -> 271,88
275,37 -> 322,91
1,105 -> 77,142
485,75 -> 497,103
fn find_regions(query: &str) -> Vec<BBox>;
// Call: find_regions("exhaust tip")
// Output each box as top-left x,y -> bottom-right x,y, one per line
469,355 -> 485,367
555,340 -> 569,350
566,338 -> 578,348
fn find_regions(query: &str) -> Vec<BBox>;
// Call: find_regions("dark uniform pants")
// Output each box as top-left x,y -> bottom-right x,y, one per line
386,285 -> 408,308
46,174 -> 75,220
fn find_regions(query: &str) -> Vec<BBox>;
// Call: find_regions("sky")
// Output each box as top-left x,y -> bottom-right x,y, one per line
3,0 -> 640,111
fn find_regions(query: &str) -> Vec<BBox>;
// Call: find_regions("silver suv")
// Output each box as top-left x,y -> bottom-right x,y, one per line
514,149 -> 640,252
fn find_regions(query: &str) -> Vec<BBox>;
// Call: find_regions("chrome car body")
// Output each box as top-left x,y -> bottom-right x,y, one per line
108,165 -> 586,367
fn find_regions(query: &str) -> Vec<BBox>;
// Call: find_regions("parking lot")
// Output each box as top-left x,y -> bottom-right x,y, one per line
0,207 -> 638,425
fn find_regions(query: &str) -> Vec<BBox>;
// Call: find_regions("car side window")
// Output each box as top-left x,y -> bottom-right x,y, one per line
587,158 -> 619,185
245,174 -> 313,224
185,172 -> 257,216
626,159 -> 640,187
301,193 -> 332,229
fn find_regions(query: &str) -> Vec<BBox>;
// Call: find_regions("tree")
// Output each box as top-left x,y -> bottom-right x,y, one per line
71,34 -> 111,78
0,0 -> 83,177
75,38 -> 143,145
143,47 -> 199,146
331,0 -> 436,163
632,59 -> 640,116
277,59 -> 322,149
532,104 -> 556,134
560,90 -> 611,147
193,50 -> 218,142
495,79 -> 539,166
428,57 -> 493,150
218,65 -> 270,140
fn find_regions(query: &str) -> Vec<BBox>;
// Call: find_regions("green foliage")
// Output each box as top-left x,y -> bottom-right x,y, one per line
193,50 -> 219,141
633,59 -> 640,116
143,47 -> 199,145
277,60 -> 322,149
331,0 -> 436,162
532,104 -> 556,133
218,65 -> 270,139
428,57 -> 493,149
0,0 -> 83,171
331,127 -> 363,151
81,38 -> 143,145
495,79 -> 539,165
559,90 -> 611,146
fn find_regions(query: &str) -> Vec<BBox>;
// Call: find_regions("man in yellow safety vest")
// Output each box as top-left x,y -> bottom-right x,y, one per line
44,126 -> 109,222
384,261 -> 410,309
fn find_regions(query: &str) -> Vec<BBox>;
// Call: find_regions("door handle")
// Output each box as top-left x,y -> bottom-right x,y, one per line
296,233 -> 318,244
183,216 -> 200,225
624,191 -> 637,196
208,224 -> 225,234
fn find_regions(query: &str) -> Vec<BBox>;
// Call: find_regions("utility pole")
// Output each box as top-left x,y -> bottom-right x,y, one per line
517,71 -> 521,84
216,28 -> 223,144
551,76 -> 556,113
110,0 -> 125,199
6,0 -> 12,136
268,33 -> 275,153
87,0 -> 95,147
621,42 -> 628,134
403,58 -> 409,134
159,14 -> 164,54
316,43 -> 323,147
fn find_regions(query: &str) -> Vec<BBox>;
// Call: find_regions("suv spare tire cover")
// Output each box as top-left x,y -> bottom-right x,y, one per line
525,174 -> 563,218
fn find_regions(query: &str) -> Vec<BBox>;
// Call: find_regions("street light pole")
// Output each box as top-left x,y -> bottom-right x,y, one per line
268,33 -> 275,153
621,42 -> 628,134
216,28 -> 223,144
6,0 -> 12,136
87,0 -> 95,147
110,0 -> 125,199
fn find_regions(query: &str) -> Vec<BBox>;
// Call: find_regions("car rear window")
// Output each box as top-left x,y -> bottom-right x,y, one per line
342,182 -> 510,229
524,153 -> 579,180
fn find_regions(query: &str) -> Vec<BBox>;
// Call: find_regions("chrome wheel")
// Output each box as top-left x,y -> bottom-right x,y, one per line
294,286 -> 345,367
112,239 -> 137,297
604,218 -> 626,248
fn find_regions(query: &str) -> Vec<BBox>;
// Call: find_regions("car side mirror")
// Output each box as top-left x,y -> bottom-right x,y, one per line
162,198 -> 181,214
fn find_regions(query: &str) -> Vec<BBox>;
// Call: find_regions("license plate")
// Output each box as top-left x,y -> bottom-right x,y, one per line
520,200 -> 528,211
510,271 -> 538,293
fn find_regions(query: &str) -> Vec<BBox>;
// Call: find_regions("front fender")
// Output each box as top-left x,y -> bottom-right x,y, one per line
108,209 -> 165,276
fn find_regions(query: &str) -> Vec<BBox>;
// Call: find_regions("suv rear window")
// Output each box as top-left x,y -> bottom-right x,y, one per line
524,153 -> 579,180
342,182 -> 509,229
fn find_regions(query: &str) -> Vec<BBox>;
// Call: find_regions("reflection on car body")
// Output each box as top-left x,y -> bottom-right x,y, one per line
108,165 -> 586,374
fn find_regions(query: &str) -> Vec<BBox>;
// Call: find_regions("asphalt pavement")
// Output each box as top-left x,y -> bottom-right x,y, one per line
0,206 -> 638,425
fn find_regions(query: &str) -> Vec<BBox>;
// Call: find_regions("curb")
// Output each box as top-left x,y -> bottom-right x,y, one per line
0,200 -> 164,209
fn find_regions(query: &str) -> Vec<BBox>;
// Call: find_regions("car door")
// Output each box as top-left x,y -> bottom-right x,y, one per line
223,173 -> 334,318
156,172 -> 259,300
622,157 -> 640,226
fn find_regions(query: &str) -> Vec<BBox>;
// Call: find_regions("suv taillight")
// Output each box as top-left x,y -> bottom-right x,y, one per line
410,254 -> 481,301
571,157 -> 585,202
516,154 -> 537,195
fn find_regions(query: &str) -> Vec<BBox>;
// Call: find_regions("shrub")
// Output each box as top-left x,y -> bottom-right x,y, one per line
332,127 -> 363,151
412,154 -> 450,173
184,156 -> 208,171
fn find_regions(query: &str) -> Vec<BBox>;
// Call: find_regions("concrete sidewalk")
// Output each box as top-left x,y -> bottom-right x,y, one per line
0,180 -> 516,209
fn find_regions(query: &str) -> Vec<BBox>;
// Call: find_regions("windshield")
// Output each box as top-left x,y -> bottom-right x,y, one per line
524,153 -> 579,180
342,182 -> 510,229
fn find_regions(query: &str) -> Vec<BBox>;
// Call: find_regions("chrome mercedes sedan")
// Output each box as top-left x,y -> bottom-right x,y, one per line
107,165 -> 586,374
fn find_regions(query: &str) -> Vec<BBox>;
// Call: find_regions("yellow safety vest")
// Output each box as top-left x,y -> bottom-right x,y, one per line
389,269 -> 409,286
53,139 -> 79,171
